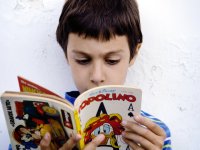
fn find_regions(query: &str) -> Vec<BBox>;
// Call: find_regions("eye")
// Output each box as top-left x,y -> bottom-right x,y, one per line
26,133 -> 32,139
105,59 -> 120,65
103,124 -> 111,134
75,58 -> 91,65
93,127 -> 100,136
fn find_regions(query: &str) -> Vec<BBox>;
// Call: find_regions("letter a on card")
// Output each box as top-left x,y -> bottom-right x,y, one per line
96,102 -> 107,117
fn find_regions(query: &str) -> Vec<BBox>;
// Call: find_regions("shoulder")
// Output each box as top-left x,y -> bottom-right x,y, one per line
141,111 -> 172,150
8,144 -> 12,150
65,91 -> 80,104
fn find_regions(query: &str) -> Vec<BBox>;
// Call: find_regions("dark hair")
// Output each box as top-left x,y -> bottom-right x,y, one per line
56,0 -> 143,60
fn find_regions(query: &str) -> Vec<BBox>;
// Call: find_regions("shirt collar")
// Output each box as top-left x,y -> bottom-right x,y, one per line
65,91 -> 80,104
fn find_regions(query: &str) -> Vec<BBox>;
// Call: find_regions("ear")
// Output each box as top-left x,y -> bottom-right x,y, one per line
129,43 -> 142,67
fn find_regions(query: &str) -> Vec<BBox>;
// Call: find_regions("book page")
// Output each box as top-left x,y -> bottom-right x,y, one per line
74,85 -> 142,150
1,92 -> 77,150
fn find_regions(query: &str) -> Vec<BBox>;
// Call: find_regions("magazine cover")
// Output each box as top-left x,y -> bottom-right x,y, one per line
74,85 -> 142,150
1,92 -> 76,150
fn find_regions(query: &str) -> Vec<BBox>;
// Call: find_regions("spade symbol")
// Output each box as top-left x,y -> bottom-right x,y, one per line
128,112 -> 134,118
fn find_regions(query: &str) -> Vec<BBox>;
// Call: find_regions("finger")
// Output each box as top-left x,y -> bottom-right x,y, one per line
122,119 -> 158,145
59,133 -> 81,150
122,130 -> 154,149
40,132 -> 51,150
83,134 -> 105,150
122,118 -> 165,148
122,137 -> 145,150
134,115 -> 166,137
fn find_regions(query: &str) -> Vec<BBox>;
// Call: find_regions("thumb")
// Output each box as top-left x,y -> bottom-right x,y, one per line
40,132 -> 51,150
83,134 -> 105,150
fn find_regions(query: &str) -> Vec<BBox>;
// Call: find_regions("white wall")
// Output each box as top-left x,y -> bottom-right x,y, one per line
0,0 -> 200,149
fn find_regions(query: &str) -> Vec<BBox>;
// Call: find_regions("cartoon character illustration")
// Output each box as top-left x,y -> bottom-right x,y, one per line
83,113 -> 124,148
14,101 -> 69,149
13,125 -> 41,149
13,119 -> 67,149
15,101 -> 60,128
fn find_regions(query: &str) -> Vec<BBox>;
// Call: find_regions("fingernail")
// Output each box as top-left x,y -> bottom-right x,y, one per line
94,134 -> 105,142
75,134 -> 82,141
71,133 -> 81,142
44,132 -> 50,140
122,131 -> 125,136
121,120 -> 127,126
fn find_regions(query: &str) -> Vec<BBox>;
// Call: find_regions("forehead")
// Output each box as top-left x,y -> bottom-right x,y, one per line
67,33 -> 130,56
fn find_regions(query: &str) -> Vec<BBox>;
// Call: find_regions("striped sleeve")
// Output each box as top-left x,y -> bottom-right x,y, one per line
141,111 -> 172,150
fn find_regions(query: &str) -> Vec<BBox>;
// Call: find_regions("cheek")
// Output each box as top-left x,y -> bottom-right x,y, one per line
70,66 -> 89,89
111,73 -> 127,84
71,66 -> 88,81
106,65 -> 129,83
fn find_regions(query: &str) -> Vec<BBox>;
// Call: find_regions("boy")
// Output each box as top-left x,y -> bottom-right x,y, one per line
40,0 -> 172,149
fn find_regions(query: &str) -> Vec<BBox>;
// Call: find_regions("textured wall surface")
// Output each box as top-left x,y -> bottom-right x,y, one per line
0,0 -> 200,149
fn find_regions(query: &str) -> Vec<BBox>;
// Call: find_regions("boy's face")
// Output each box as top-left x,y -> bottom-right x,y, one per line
67,33 -> 138,94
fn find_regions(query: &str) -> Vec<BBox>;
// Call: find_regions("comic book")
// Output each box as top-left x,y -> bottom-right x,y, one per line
17,76 -> 62,98
1,77 -> 142,150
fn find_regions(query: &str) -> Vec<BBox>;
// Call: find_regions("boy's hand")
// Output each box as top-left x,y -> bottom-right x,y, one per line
40,132 -> 105,150
83,134 -> 105,149
122,115 -> 166,150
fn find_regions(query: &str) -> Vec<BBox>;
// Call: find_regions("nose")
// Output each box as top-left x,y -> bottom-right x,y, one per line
90,61 -> 105,85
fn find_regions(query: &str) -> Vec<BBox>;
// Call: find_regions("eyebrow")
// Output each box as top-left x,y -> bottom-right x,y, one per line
72,49 -> 124,56
72,50 -> 91,57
